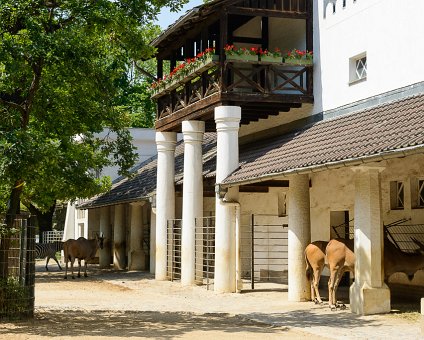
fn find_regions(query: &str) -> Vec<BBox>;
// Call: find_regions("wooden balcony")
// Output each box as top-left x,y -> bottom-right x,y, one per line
155,58 -> 313,132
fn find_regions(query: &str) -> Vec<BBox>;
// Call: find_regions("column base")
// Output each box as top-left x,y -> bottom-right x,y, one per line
128,250 -> 145,271
350,282 -> 391,315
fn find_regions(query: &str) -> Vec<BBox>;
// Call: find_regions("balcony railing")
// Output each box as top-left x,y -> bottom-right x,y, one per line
156,59 -> 313,122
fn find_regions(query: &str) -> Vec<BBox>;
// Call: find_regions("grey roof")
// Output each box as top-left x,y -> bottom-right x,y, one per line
222,93 -> 424,186
79,92 -> 424,209
78,133 -> 217,209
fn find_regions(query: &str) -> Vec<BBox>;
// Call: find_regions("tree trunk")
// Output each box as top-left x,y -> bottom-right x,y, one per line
0,181 -> 24,279
28,202 -> 56,243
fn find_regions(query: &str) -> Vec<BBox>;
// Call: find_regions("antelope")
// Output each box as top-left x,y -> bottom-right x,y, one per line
63,234 -> 104,279
304,241 -> 328,304
326,238 -> 355,310
323,236 -> 424,311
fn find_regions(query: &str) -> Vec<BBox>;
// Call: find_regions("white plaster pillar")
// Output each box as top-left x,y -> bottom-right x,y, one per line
150,206 -> 156,274
350,167 -> 390,315
181,121 -> 205,286
113,204 -> 126,270
155,132 -> 177,280
99,206 -> 112,268
214,106 -> 241,293
129,202 -> 146,271
288,174 -> 311,301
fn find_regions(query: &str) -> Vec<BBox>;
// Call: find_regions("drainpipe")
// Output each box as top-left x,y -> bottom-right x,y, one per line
219,198 -> 242,293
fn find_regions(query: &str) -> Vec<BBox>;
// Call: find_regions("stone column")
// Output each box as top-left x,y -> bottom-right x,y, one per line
113,204 -> 126,270
350,167 -> 390,315
129,202 -> 146,270
181,121 -> 205,286
155,132 -> 177,280
288,174 -> 311,301
214,106 -> 241,293
99,206 -> 112,268
150,205 -> 156,274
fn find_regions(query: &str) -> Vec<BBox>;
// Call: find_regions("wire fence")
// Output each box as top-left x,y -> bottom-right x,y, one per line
42,230 -> 64,243
0,215 -> 35,320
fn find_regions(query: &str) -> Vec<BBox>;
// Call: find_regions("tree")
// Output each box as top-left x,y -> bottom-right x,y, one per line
0,0 -> 187,276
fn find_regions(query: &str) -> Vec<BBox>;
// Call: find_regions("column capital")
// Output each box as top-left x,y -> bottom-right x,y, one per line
214,106 -> 241,132
156,131 -> 177,152
351,164 -> 386,174
182,120 -> 205,144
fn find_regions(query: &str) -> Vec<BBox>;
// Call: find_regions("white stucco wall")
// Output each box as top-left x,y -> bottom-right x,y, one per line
97,128 -> 157,181
316,0 -> 424,111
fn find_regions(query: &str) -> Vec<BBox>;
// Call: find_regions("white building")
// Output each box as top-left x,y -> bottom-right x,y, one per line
80,0 -> 424,315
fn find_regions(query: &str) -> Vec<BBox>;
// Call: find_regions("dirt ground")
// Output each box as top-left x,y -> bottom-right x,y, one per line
0,261 -> 423,339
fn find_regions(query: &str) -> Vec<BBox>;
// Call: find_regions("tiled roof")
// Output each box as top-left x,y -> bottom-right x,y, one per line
80,92 -> 424,209
79,133 -> 217,209
222,93 -> 424,185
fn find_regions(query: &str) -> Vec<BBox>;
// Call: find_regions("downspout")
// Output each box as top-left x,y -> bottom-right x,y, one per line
219,198 -> 242,293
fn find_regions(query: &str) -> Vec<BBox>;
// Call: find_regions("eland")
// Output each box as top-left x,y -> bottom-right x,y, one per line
63,234 -> 104,279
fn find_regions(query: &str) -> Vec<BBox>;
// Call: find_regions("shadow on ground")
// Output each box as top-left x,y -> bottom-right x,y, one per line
0,310 -> 290,338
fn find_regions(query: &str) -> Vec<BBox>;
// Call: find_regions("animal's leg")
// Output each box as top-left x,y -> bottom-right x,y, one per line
328,267 -> 339,310
64,257 -> 68,279
313,267 -> 324,304
70,257 -> 76,279
310,278 -> 316,302
52,255 -> 62,271
45,257 -> 50,271
77,259 -> 82,278
84,260 -> 88,277
333,269 -> 347,309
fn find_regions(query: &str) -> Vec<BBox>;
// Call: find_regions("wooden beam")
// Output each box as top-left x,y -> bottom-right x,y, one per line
227,7 -> 308,19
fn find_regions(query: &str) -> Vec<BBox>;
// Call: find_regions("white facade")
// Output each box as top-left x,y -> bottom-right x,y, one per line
315,0 -> 424,112
63,128 -> 157,241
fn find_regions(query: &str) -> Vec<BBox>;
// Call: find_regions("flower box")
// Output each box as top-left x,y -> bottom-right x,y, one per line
284,58 -> 313,66
226,54 -> 258,62
260,55 -> 283,63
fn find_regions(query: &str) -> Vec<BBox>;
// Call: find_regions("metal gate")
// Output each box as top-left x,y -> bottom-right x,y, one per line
194,216 -> 215,289
166,219 -> 182,281
0,215 -> 35,320
241,214 -> 288,290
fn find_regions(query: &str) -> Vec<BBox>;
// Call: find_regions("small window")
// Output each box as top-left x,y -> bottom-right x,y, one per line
278,192 -> 287,217
390,181 -> 404,210
411,178 -> 424,209
419,180 -> 424,207
349,53 -> 367,85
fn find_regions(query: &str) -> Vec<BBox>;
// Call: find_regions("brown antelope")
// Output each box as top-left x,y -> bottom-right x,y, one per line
64,234 -> 104,279
325,238 -> 355,311
323,236 -> 424,311
304,241 -> 328,304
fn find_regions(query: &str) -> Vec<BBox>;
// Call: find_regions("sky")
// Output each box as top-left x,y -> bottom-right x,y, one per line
156,0 -> 204,29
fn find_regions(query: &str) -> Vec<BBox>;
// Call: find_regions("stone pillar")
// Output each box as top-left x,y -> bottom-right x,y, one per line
288,174 -> 311,301
129,202 -> 146,270
150,206 -> 156,274
350,167 -> 390,315
155,132 -> 177,280
99,206 -> 112,268
113,204 -> 126,270
181,121 -> 205,286
214,106 -> 241,293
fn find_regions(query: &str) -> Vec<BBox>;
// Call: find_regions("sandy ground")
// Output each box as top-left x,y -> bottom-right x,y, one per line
0,262 -> 423,339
